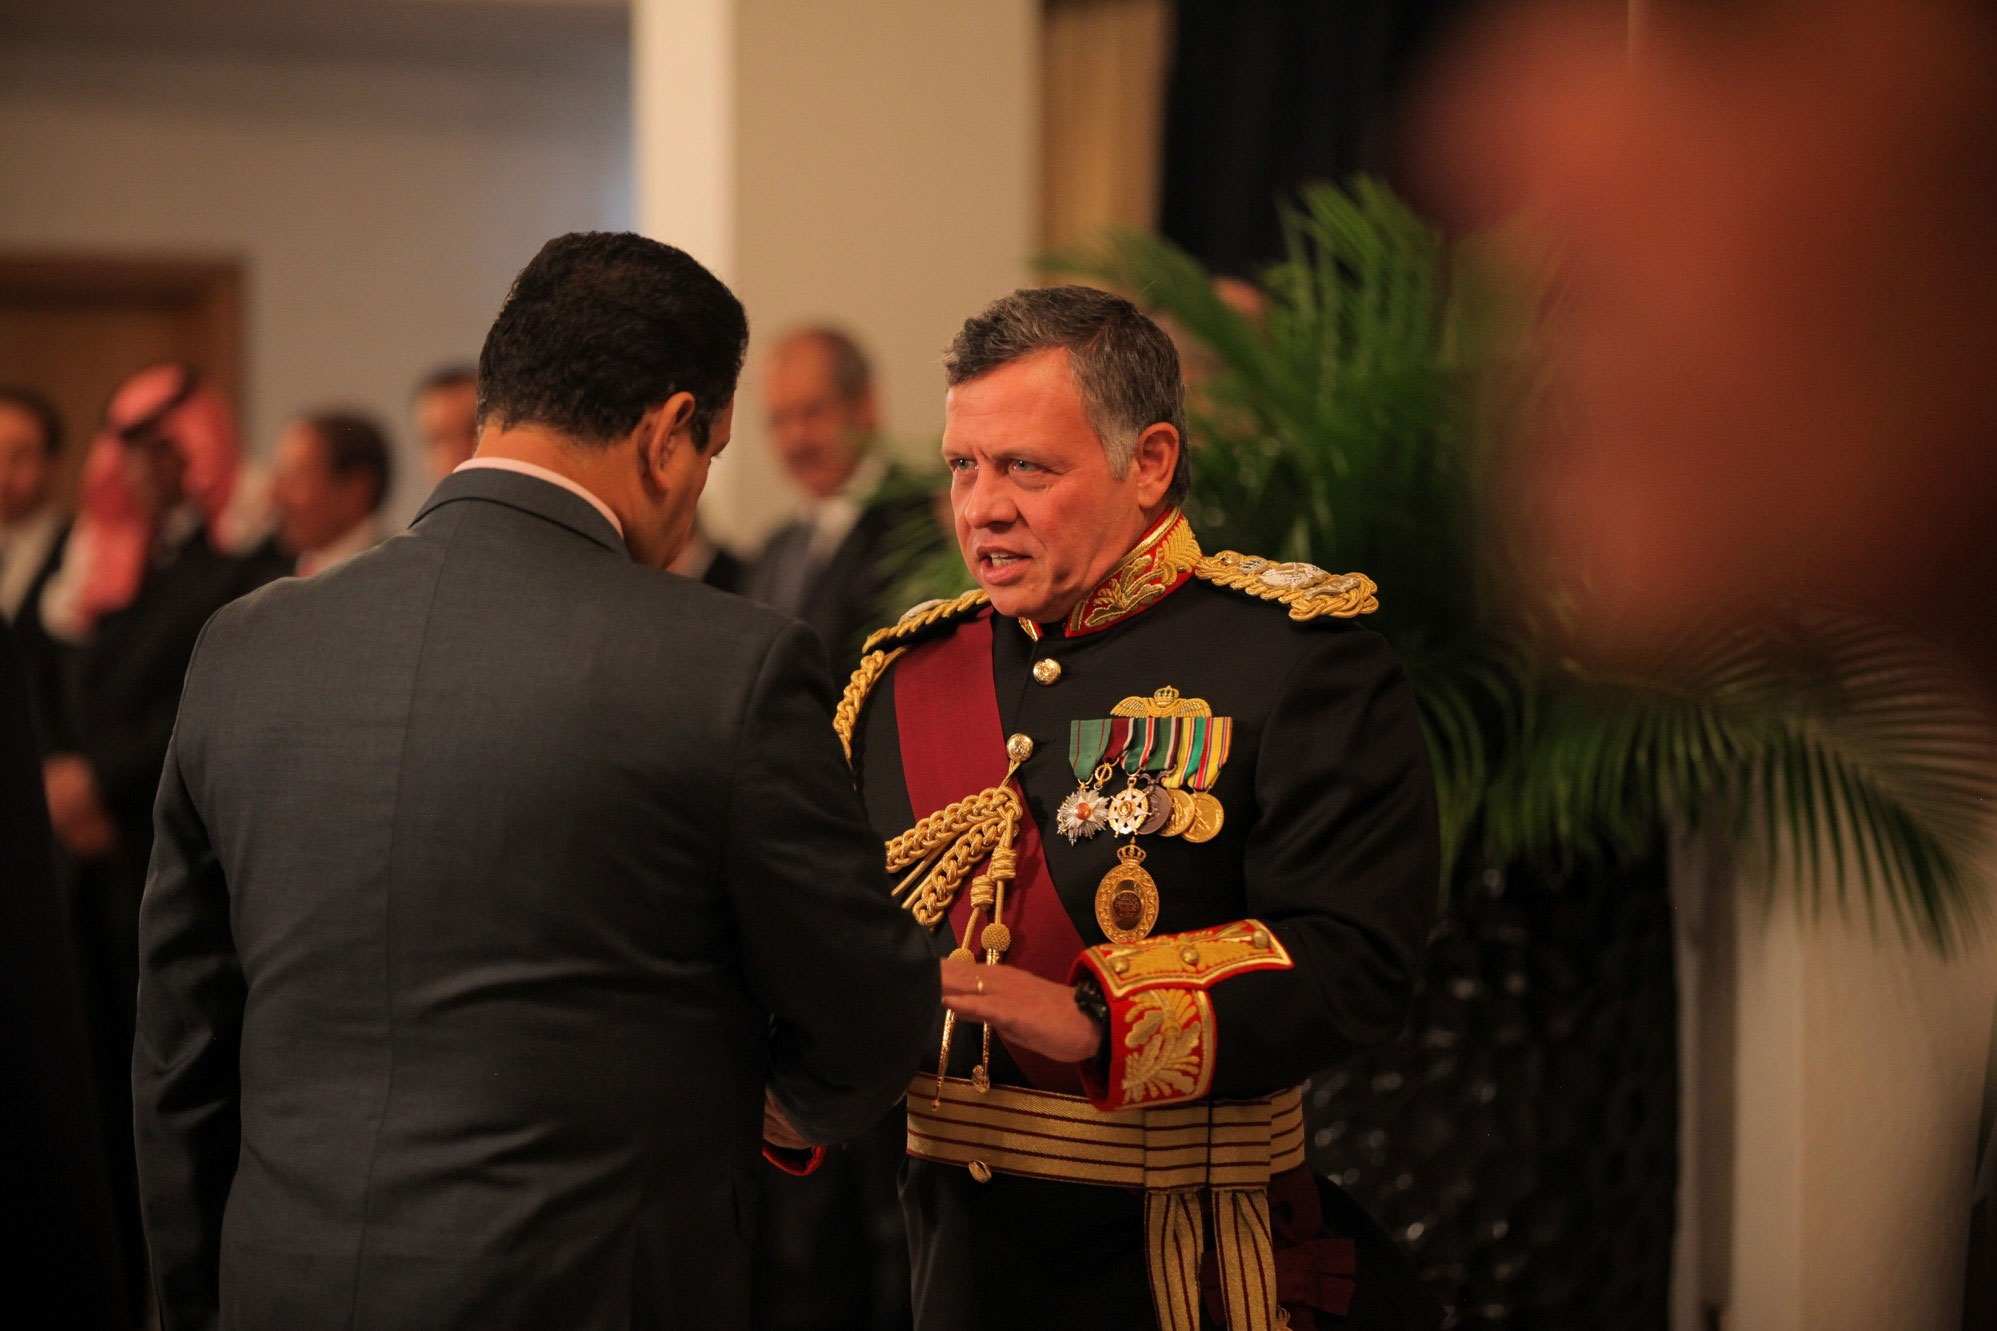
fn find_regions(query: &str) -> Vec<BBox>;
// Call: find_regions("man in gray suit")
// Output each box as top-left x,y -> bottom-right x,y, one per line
132,232 -> 939,1331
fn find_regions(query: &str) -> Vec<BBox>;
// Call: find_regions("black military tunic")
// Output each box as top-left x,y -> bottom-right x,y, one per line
845,514 -> 1441,1331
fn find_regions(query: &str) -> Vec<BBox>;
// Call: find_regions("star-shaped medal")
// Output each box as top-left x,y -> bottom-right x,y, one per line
1056,784 -> 1110,843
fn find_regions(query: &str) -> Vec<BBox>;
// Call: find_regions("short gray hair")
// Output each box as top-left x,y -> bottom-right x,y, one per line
777,325 -> 873,402
944,286 -> 1190,507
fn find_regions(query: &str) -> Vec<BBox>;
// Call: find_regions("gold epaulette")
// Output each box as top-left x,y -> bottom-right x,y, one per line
1194,551 -> 1379,621
859,587 -> 990,655
835,589 -> 990,759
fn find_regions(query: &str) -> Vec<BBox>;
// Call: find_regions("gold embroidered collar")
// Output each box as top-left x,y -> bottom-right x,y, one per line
1020,509 -> 1203,641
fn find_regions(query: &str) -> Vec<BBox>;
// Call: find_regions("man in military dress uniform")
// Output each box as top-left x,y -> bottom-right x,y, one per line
832,287 -> 1442,1330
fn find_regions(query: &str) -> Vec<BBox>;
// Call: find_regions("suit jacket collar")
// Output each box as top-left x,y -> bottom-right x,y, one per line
414,466 -> 628,557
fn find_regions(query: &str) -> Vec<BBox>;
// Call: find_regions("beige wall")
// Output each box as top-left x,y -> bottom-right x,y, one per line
0,12 -> 632,524
634,0 -> 1038,557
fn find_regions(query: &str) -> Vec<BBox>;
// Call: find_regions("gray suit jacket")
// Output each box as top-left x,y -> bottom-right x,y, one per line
133,467 -> 937,1331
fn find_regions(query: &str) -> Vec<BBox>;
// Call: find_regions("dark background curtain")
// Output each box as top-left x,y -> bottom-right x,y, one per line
1158,0 -> 1473,276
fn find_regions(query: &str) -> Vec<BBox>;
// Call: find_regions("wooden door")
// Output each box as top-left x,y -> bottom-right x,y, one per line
0,255 -> 244,508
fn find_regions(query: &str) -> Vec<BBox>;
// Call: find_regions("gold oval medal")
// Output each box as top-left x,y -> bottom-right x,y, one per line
1182,791 -> 1225,843
1094,844 -> 1160,943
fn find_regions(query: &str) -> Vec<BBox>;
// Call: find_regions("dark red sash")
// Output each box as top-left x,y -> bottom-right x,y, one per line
893,610 -> 1087,1095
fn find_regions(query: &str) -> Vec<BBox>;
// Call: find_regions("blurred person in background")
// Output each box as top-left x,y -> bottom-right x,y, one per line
0,614 -> 128,1330
271,409 -> 393,576
744,326 -> 928,673
0,385 -> 72,746
668,516 -> 745,592
36,362 -> 288,1320
1417,0 -> 1997,1322
414,363 -> 480,483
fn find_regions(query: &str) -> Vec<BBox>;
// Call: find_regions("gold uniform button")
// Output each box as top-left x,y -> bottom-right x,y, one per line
1180,946 -> 1201,966
1032,658 -> 1062,685
1006,733 -> 1035,763
968,1160 -> 993,1183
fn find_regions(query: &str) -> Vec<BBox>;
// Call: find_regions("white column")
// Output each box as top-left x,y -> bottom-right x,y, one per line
632,0 -> 737,281
1704,858 -> 1996,1330
632,0 -> 1039,555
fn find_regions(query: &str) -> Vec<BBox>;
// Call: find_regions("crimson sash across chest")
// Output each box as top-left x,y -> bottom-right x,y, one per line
892,610 -> 1087,1095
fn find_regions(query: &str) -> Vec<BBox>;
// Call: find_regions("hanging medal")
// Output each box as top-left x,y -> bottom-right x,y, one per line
1094,844 -> 1160,943
1104,718 -> 1160,835
1095,718 -> 1165,943
1182,716 -> 1231,843
1057,718 -> 1121,843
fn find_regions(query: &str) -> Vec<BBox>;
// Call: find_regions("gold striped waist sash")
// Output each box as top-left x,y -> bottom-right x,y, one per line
906,1076 -> 1306,1331
906,1074 -> 1305,1189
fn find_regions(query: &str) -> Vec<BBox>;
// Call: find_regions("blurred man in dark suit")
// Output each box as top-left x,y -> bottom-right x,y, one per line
38,364 -> 287,1320
0,385 -> 71,746
744,327 -> 931,672
133,232 -> 939,1331
0,615 -> 127,1330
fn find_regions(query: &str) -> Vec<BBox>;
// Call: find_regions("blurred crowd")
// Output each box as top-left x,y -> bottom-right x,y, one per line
2,322 -> 932,1330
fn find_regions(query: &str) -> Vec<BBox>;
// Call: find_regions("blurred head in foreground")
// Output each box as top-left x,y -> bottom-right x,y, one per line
1419,0 -> 1997,680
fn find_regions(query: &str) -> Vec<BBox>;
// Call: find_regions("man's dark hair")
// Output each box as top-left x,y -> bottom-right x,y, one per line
944,285 -> 1190,507
477,232 -> 748,450
0,385 -> 64,458
780,326 -> 873,401
303,410 -> 393,513
413,363 -> 476,399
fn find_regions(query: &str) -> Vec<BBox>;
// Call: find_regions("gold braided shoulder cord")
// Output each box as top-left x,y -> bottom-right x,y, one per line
835,647 -> 905,760
885,783 -> 1020,927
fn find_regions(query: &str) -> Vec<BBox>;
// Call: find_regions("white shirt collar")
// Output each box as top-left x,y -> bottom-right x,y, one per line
454,457 -> 624,539
801,450 -> 888,564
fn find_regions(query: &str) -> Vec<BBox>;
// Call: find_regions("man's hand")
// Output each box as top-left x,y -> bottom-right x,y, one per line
44,754 -> 117,861
762,1089 -> 815,1151
940,958 -> 1103,1064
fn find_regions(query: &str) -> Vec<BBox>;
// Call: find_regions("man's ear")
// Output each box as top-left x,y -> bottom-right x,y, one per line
1131,422 -> 1181,509
635,391 -> 699,489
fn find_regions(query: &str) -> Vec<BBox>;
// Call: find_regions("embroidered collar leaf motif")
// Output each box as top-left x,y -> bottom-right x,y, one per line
1062,510 -> 1204,636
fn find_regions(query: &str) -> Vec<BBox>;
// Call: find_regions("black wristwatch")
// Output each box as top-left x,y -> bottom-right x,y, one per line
1072,974 -> 1111,1035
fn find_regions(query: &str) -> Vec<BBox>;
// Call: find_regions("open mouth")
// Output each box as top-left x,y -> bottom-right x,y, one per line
977,551 -> 1030,583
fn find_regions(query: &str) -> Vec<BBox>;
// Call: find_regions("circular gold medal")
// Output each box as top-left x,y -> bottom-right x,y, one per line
1163,788 -> 1197,837
1094,843 -> 1160,943
1182,792 -> 1225,843
1137,785 -> 1173,836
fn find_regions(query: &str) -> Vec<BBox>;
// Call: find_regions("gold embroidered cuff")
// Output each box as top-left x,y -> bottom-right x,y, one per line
1070,920 -> 1294,1112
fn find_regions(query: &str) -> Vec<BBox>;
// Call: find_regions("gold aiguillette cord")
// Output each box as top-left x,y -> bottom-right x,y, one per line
934,762 -> 1021,1106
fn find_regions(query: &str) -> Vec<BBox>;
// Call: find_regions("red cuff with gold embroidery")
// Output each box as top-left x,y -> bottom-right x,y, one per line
1068,919 -> 1293,1111
762,1144 -> 825,1176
